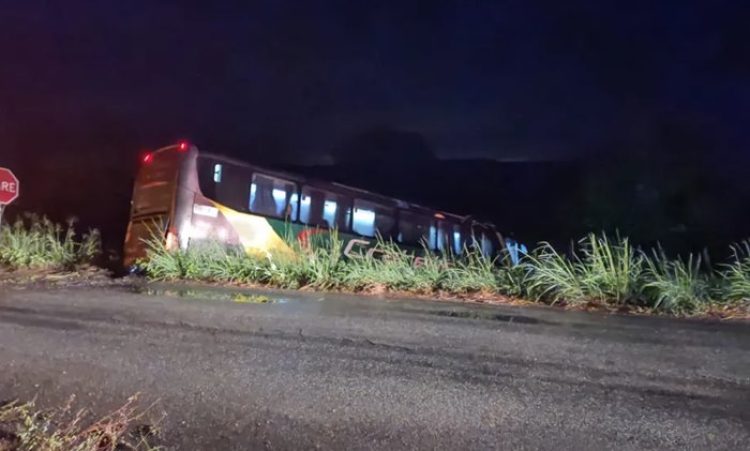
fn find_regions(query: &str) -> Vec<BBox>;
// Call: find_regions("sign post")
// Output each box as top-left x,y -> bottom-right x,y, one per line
0,167 -> 20,228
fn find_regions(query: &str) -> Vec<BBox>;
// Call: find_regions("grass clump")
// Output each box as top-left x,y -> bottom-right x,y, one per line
722,241 -> 750,303
139,228 -> 749,317
141,232 -> 508,297
642,251 -> 711,314
342,239 -> 447,293
0,215 -> 100,271
141,237 -> 269,284
525,234 -> 643,306
441,248 -> 501,295
289,232 -> 348,290
0,394 -> 160,451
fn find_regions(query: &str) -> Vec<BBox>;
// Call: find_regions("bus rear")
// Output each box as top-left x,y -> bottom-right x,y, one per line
123,142 -> 192,267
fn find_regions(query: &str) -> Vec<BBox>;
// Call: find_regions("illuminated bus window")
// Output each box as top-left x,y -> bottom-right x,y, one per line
213,164 -> 223,183
428,224 -> 437,250
299,186 -> 352,231
272,188 -> 287,210
299,193 -> 312,224
353,207 -> 375,236
249,182 -> 257,206
249,173 -> 298,220
289,192 -> 299,221
323,200 -> 338,228
353,199 -> 394,237
435,221 -> 454,252
453,226 -> 463,255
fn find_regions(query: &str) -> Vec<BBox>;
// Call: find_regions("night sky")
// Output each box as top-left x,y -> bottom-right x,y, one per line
1,1 -> 749,251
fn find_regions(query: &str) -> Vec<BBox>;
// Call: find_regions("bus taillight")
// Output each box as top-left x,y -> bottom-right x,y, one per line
178,141 -> 188,151
142,152 -> 153,164
165,229 -> 179,251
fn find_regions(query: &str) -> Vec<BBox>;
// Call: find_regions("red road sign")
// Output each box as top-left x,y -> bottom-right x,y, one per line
0,167 -> 19,205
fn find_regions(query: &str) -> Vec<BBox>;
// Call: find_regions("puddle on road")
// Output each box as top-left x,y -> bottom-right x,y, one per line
432,309 -> 549,325
133,286 -> 289,305
130,284 -> 553,322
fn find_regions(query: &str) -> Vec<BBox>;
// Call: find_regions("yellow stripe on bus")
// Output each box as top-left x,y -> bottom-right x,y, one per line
212,203 -> 294,257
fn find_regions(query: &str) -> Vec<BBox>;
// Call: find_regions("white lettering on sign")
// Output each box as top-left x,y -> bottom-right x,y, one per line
0,182 -> 16,193
343,239 -> 371,258
193,204 -> 219,218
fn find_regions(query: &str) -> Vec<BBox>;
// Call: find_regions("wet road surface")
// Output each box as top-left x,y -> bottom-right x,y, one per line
0,283 -> 748,450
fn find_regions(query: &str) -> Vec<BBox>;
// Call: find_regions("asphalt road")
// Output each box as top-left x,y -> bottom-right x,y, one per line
0,283 -> 748,450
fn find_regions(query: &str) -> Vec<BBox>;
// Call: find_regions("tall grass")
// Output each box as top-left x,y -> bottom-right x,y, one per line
342,239 -> 446,293
142,232 -> 507,296
441,247 -> 500,294
141,236 -> 269,283
525,234 -> 643,305
0,394 -> 159,451
722,241 -> 750,303
0,215 -> 101,271
140,229 -> 749,316
643,250 -> 710,314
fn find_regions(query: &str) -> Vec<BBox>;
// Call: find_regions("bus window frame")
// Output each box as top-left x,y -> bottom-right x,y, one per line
299,185 -> 353,232
397,209 -> 435,248
248,172 -> 300,221
352,198 -> 396,238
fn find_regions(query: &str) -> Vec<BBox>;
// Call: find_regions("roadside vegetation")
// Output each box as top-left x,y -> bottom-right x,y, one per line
141,231 -> 749,317
0,215 -> 101,271
0,394 -> 160,451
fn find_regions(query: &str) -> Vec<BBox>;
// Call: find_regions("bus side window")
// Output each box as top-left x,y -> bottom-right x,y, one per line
324,193 -> 352,231
397,211 -> 432,246
249,173 -> 298,220
435,221 -> 455,253
452,225 -> 463,255
213,164 -> 223,183
197,158 -> 217,200
470,225 -> 482,253
480,229 -> 494,257
300,187 -> 323,226
300,186 -> 352,231
215,164 -> 251,212
353,199 -> 394,238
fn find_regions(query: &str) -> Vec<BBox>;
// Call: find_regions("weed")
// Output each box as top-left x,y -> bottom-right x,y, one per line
525,234 -> 643,306
721,241 -> 750,303
0,394 -> 160,451
0,215 -> 100,271
139,228 -> 749,317
441,248 -> 498,294
643,250 -> 710,314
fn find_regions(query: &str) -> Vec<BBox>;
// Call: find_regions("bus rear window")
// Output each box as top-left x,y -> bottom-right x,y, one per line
132,150 -> 180,214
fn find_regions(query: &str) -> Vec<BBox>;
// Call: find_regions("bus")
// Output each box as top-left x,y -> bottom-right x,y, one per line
123,142 -> 504,267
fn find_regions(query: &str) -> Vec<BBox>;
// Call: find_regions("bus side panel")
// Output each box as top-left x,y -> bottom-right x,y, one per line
205,202 -> 293,257
173,149 -> 199,250
262,216 -> 422,260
